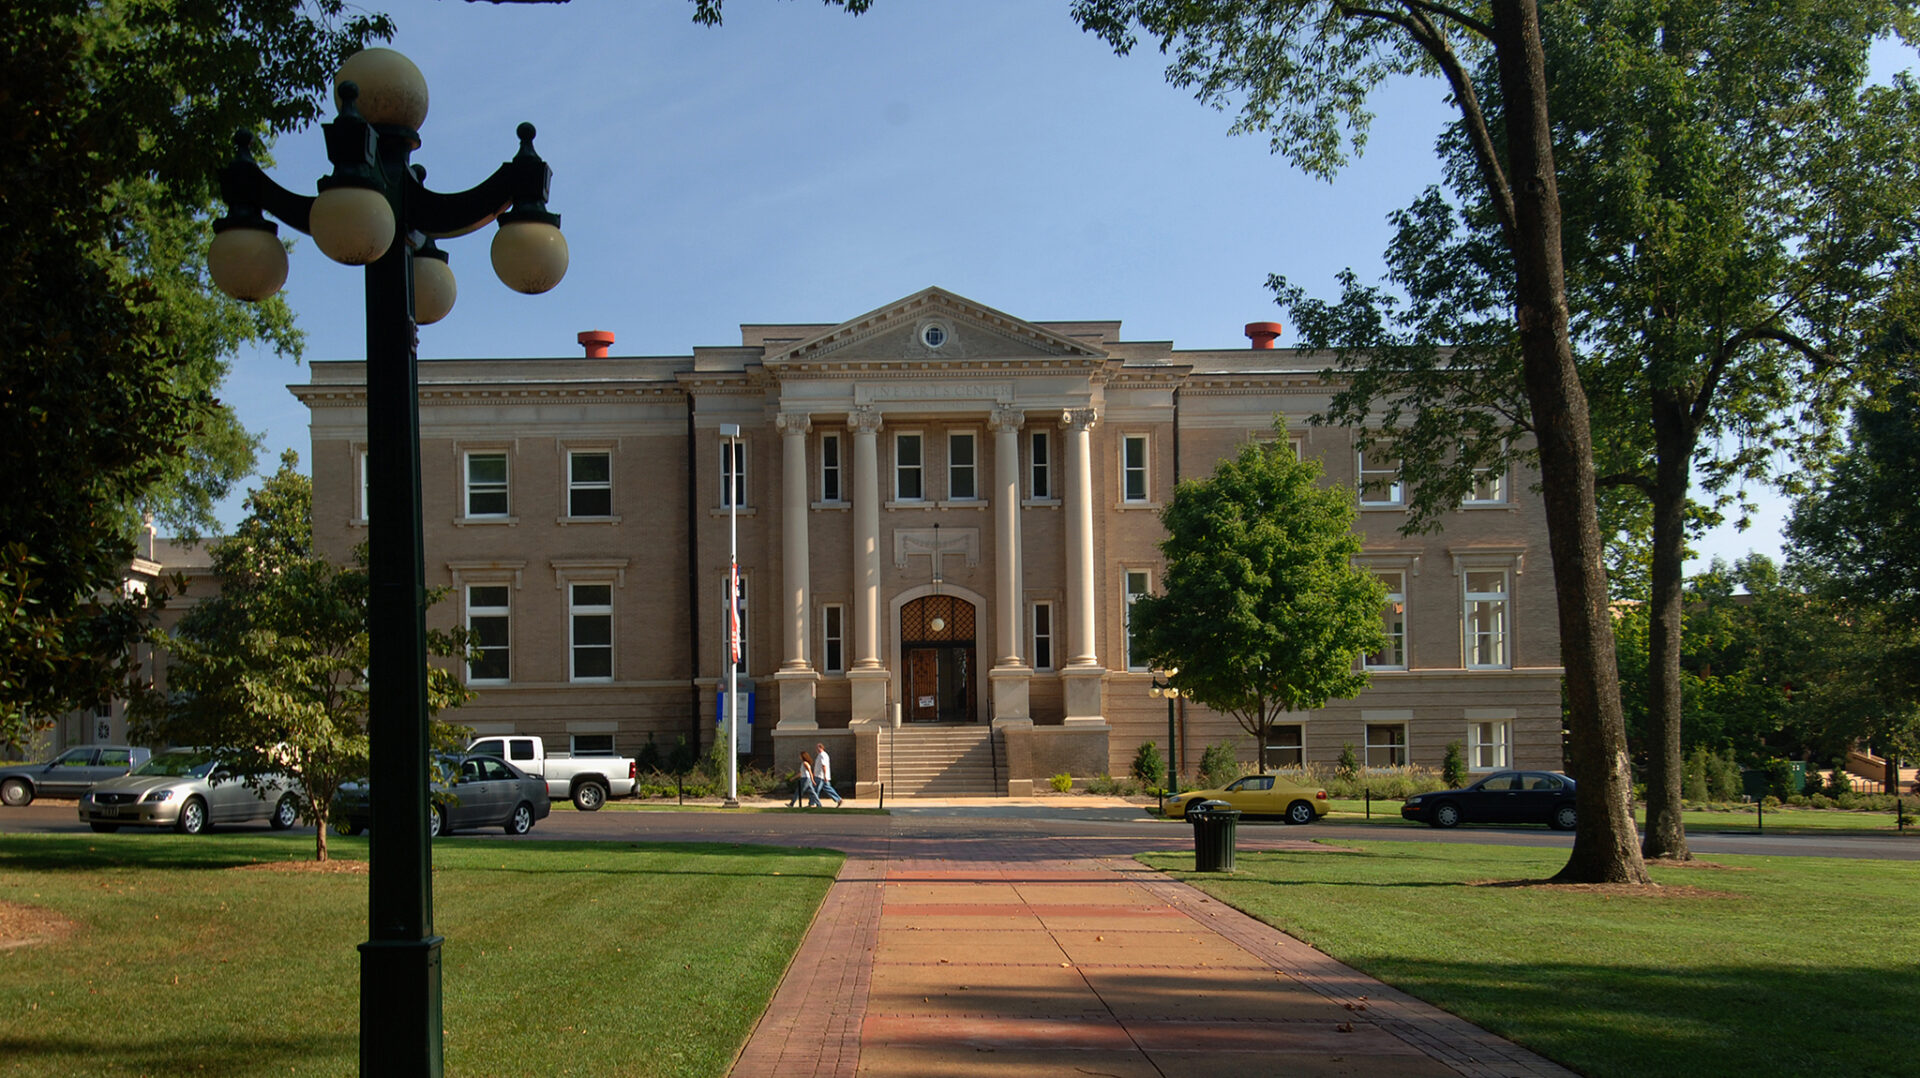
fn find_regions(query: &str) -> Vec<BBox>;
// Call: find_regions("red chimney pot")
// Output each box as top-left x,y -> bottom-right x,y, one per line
578,330 -> 615,358
1245,321 -> 1283,349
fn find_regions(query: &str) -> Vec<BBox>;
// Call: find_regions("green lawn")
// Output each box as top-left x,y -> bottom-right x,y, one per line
1141,840 -> 1920,1078
1317,798 -> 1920,835
0,834 -> 842,1077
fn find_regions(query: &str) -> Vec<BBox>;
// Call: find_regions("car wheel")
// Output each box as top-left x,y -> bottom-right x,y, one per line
1183,799 -> 1209,823
1,778 -> 32,807
270,794 -> 299,831
1285,800 -> 1317,825
430,803 -> 447,839
572,781 -> 607,812
176,797 -> 208,835
1432,801 -> 1461,829
503,802 -> 535,835
88,822 -> 120,833
1551,802 -> 1577,831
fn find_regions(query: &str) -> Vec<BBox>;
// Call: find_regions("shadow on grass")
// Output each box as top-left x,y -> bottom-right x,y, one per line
0,1029 -> 357,1077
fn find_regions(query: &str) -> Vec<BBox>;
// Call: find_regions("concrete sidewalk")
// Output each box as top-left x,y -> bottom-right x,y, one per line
730,832 -> 1576,1078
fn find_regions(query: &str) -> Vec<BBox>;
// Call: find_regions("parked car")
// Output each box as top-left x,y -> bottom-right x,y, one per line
331,753 -> 550,838
465,735 -> 637,811
1163,774 -> 1330,824
1401,770 -> 1578,830
1,745 -> 151,806
78,748 -> 301,835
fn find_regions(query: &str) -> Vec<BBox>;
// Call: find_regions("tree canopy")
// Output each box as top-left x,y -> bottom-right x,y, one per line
1129,424 -> 1387,771
132,455 -> 472,861
1279,0 -> 1920,860
0,0 -> 389,745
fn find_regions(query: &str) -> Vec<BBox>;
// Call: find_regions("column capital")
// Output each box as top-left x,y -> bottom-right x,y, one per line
775,410 -> 812,436
1060,407 -> 1099,432
848,406 -> 883,436
988,404 -> 1026,435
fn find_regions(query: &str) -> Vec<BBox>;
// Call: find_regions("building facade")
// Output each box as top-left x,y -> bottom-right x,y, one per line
295,287 -> 1563,795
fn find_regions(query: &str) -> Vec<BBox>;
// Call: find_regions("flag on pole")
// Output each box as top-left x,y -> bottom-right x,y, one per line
728,561 -> 741,665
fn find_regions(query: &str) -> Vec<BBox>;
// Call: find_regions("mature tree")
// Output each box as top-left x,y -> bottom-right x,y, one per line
1073,0 -> 1646,881
1283,3 -> 1920,860
0,0 -> 390,746
1129,424 -> 1388,771
133,456 -> 472,860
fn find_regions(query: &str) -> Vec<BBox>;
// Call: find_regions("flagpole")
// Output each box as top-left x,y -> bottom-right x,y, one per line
722,422 -> 741,808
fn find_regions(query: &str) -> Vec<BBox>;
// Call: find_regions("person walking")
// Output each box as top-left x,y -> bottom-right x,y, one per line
787,752 -> 820,808
813,742 -> 843,807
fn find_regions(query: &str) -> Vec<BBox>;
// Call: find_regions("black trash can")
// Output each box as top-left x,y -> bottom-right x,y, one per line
1190,799 -> 1240,872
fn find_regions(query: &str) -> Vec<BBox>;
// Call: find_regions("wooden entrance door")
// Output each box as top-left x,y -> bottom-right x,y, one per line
900,595 -> 977,723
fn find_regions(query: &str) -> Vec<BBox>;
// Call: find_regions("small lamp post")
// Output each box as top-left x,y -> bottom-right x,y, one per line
208,47 -> 566,1078
1149,669 -> 1183,796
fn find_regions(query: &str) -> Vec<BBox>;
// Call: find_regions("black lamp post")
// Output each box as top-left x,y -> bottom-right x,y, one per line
208,48 -> 566,1078
1149,669 -> 1182,796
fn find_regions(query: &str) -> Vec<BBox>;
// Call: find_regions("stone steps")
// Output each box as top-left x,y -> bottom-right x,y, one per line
881,725 -> 1000,797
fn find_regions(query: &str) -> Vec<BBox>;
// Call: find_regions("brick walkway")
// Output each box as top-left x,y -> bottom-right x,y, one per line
729,824 -> 1576,1078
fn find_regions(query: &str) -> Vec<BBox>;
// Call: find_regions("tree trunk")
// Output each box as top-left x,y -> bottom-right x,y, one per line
1491,0 -> 1651,884
1641,392 -> 1693,861
315,803 -> 330,863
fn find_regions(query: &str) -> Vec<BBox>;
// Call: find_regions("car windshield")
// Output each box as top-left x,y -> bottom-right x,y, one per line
133,751 -> 216,778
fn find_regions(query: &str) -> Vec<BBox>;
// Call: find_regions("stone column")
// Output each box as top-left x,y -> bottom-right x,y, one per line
1060,406 -> 1107,724
847,407 -> 891,724
987,405 -> 1031,723
773,411 -> 818,729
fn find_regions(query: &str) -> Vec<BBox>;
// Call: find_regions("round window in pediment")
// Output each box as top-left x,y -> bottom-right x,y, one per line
920,323 -> 948,349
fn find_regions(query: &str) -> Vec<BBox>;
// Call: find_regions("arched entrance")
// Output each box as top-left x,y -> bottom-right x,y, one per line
900,595 -> 977,722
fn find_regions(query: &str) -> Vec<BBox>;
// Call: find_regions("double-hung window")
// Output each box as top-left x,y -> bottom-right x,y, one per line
948,432 -> 977,500
1267,724 -> 1305,768
466,452 -> 508,518
1029,431 -> 1052,499
568,451 -> 612,517
1121,435 -> 1150,503
1466,463 -> 1507,505
720,439 -> 746,508
1031,601 -> 1054,671
1464,570 -> 1510,668
1469,720 -> 1511,769
1365,723 -> 1407,767
1124,570 -> 1151,671
569,583 -> 613,681
894,433 -> 924,501
1365,571 -> 1407,670
1357,450 -> 1403,506
820,433 -> 842,502
821,604 -> 844,673
467,585 -> 511,683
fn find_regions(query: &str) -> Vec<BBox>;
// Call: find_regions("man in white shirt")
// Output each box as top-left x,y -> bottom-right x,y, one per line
813,742 -> 843,807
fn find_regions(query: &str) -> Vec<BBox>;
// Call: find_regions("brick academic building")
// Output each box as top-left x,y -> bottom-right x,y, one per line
291,286 -> 1563,797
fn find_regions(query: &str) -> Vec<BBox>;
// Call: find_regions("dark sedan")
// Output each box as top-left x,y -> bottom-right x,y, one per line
332,753 -> 550,837
1401,770 -> 1578,830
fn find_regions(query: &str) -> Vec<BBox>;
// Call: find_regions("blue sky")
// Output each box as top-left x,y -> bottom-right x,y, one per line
216,0 -> 1907,570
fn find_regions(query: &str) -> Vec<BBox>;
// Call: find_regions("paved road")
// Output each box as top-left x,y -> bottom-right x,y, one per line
8,796 -> 1913,860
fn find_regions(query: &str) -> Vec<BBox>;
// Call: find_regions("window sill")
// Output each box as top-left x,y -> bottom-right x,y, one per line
557,515 -> 622,525
935,499 -> 989,510
1358,504 -> 1406,512
1362,665 -> 1409,673
883,499 -> 928,510
709,506 -> 758,517
1115,501 -> 1160,511
1022,498 -> 1060,508
455,516 -> 520,527
810,500 -> 851,511
1459,502 -> 1513,511
1465,665 -> 1514,672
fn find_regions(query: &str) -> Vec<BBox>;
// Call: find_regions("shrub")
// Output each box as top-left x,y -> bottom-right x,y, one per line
665,735 -> 700,775
1087,773 -> 1140,796
1826,763 -> 1853,798
1708,749 -> 1743,802
1336,743 -> 1360,781
1683,746 -> 1712,803
1759,758 -> 1795,799
1197,742 -> 1241,789
1050,772 -> 1073,793
1442,741 -> 1467,789
1130,741 -> 1166,787
635,735 -> 664,774
1302,762 -> 1449,800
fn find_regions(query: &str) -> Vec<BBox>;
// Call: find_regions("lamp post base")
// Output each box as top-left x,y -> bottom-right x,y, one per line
359,936 -> 445,1078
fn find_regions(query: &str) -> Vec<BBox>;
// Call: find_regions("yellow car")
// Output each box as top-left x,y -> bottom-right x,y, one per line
1164,774 -> 1330,824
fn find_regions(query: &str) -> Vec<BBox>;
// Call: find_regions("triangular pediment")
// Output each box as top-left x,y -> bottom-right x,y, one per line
763,287 -> 1110,367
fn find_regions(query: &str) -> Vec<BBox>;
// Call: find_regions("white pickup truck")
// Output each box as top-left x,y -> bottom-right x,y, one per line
465,736 -> 638,811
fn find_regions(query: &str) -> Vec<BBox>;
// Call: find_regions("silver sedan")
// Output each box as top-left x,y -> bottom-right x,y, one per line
78,748 -> 301,835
